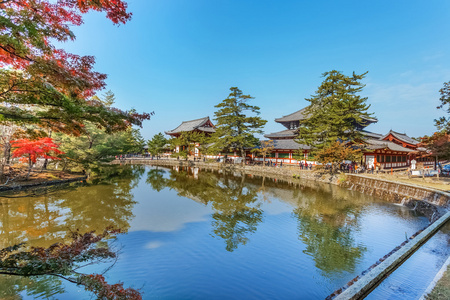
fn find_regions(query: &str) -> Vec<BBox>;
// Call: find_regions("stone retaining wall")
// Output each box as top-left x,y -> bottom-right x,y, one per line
343,174 -> 450,221
344,175 -> 450,206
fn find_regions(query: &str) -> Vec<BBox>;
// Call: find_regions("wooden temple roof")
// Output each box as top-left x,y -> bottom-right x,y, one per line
165,116 -> 215,136
380,130 -> 419,146
274,106 -> 378,124
264,129 -> 297,139
257,139 -> 310,151
275,107 -> 309,123
363,138 -> 415,153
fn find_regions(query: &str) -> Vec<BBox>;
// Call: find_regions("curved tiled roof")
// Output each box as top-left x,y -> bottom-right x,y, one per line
257,139 -> 310,150
274,106 -> 378,124
381,130 -> 419,145
264,129 -> 297,139
165,117 -> 215,135
364,138 -> 414,152
273,139 -> 310,150
275,108 -> 309,123
361,130 -> 383,139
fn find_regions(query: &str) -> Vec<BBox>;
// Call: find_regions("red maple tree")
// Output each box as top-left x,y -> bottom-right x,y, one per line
11,137 -> 64,174
0,0 -> 151,134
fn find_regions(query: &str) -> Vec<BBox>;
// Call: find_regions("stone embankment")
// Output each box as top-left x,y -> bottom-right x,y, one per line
343,174 -> 450,221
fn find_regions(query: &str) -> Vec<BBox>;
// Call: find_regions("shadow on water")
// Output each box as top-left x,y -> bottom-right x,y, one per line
146,167 -> 263,252
0,275 -> 64,300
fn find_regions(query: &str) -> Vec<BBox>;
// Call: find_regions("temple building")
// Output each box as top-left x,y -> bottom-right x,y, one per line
261,107 -> 429,168
362,130 -> 432,169
261,107 -> 376,165
165,117 -> 215,156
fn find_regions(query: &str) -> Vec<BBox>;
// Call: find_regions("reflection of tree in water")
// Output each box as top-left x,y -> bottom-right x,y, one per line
146,168 -> 168,192
0,275 -> 64,300
0,165 -> 144,298
146,167 -> 369,267
210,174 -> 263,252
59,166 -> 144,234
146,167 -> 263,252
230,173 -> 368,275
292,187 -> 366,276
0,166 -> 143,248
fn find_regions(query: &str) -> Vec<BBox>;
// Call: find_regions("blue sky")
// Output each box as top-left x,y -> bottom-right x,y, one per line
62,0 -> 450,139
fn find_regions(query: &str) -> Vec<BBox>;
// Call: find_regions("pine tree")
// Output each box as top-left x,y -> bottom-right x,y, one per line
147,133 -> 168,156
213,87 -> 267,160
296,70 -> 374,156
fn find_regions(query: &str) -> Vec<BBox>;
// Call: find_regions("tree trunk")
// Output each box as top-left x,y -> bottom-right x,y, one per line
4,142 -> 11,165
42,158 -> 48,170
26,157 -> 32,180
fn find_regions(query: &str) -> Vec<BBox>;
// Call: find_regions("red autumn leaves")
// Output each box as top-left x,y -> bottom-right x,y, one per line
11,137 -> 64,166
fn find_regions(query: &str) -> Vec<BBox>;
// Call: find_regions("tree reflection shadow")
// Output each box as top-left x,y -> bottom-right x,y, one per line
0,275 -> 64,300
146,167 -> 264,252
290,186 -> 367,276
0,165 -> 144,298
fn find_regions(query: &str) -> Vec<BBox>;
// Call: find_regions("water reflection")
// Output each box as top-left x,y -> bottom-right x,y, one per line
145,168 -> 167,192
294,208 -> 365,275
146,167 -> 264,252
0,275 -> 64,300
0,165 -> 437,299
146,166 -> 427,275
0,166 -> 144,299
209,175 -> 263,252
0,166 -> 144,248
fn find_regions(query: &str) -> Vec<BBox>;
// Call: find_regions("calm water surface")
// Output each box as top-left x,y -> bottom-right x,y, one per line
0,165 -> 448,299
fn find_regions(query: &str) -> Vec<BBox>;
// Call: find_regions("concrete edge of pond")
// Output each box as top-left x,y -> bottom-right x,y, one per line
419,254 -> 450,300
347,174 -> 450,198
0,176 -> 87,192
332,210 -> 450,300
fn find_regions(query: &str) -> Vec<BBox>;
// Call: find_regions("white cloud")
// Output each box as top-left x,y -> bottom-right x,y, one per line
145,241 -> 164,249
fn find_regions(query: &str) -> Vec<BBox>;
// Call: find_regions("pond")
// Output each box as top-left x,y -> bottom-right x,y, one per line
0,165 -> 448,299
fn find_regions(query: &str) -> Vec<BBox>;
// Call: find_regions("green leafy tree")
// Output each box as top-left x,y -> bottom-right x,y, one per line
314,141 -> 362,173
419,81 -> 450,161
435,81 -> 450,133
169,131 -> 208,158
147,133 -> 168,156
296,71 -> 374,157
0,1 -> 151,135
56,124 -> 144,172
252,140 -> 274,163
212,87 -> 267,160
